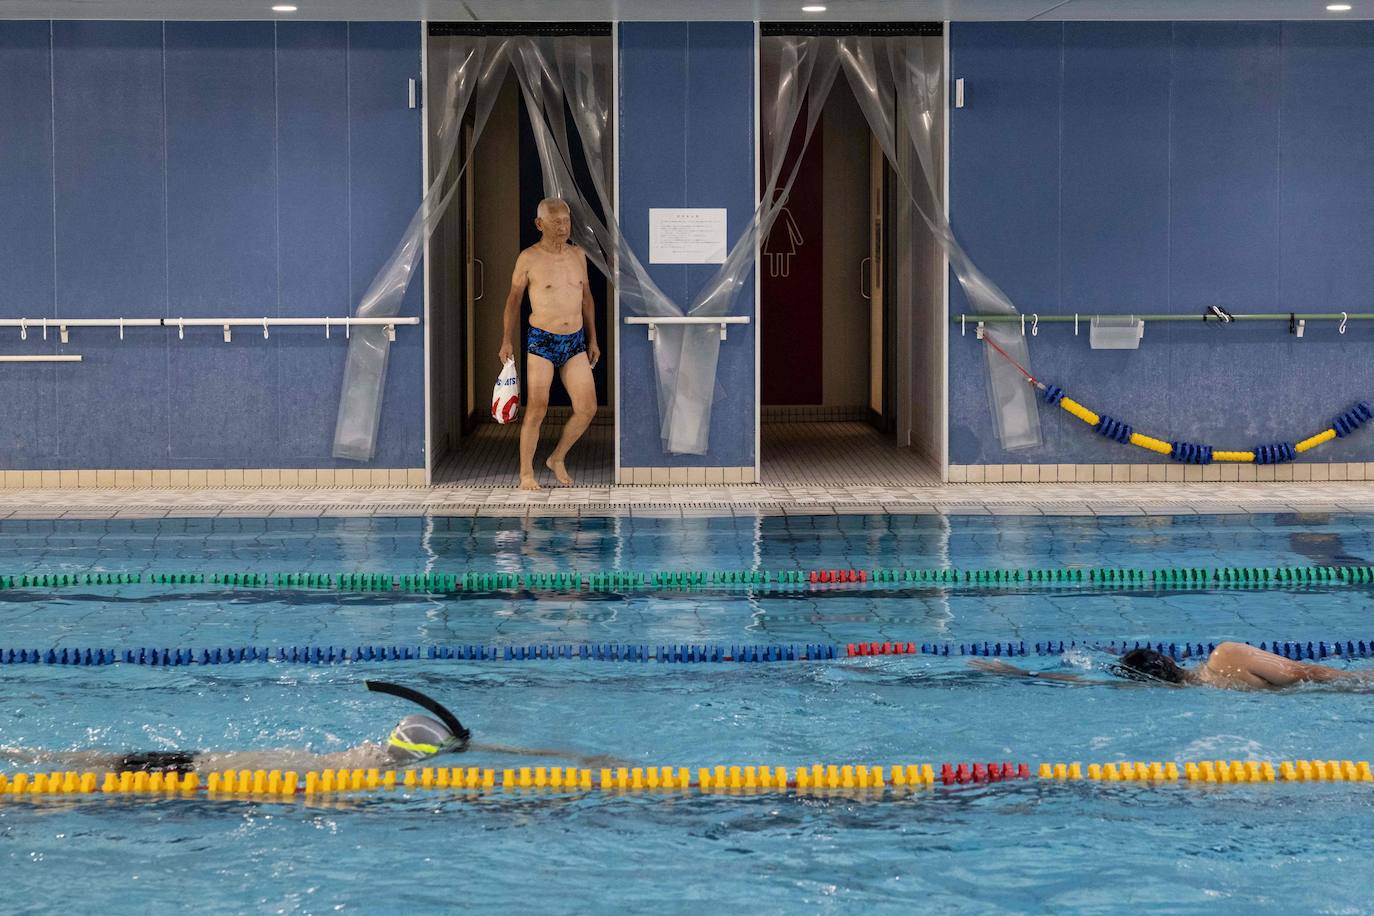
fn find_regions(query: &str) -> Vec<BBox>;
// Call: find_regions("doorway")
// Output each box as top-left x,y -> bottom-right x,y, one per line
758,27 -> 945,487
425,26 -> 615,487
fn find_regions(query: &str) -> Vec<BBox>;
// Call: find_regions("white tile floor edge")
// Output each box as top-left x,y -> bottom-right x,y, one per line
1,481 -> 1373,518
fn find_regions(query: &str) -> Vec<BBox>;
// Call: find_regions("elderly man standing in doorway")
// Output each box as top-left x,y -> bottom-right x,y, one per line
498,197 -> 601,490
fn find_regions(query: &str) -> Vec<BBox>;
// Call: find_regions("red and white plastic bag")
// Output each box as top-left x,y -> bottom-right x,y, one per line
491,358 -> 520,424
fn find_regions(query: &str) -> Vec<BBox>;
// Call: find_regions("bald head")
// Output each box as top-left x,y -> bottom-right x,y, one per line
537,197 -> 570,219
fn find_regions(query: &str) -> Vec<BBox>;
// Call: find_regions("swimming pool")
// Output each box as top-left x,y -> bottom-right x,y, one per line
2,512 -> 1373,913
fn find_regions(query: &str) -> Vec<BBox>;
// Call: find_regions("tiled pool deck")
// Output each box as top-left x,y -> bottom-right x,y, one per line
1,481 -> 1373,518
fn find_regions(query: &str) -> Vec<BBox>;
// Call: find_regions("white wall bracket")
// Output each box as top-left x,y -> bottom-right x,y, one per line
624,315 -> 750,342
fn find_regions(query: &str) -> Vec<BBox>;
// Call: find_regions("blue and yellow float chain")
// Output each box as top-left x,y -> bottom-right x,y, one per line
979,331 -> 1373,463
1041,383 -> 1371,464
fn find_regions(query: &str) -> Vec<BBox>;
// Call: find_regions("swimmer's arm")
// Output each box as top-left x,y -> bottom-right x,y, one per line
0,747 -> 120,769
467,741 -> 629,768
967,658 -> 1093,683
1210,642 -> 1364,688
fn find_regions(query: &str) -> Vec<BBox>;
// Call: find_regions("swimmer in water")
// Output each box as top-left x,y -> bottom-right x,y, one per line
0,681 -> 622,774
970,641 -> 1374,690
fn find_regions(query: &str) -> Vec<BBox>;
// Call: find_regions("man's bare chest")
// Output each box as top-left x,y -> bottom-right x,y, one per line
527,257 -> 583,294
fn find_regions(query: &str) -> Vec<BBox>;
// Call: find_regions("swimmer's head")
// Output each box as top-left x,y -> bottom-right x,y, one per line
535,197 -> 571,239
1113,648 -> 1187,684
386,714 -> 467,762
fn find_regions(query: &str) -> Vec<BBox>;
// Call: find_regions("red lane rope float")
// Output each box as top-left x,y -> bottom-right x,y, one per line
808,569 -> 867,583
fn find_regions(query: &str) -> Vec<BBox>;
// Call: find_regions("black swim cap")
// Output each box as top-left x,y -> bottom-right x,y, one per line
1113,648 -> 1187,684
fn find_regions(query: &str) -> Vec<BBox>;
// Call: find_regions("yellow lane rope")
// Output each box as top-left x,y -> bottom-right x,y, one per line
0,759 -> 1369,800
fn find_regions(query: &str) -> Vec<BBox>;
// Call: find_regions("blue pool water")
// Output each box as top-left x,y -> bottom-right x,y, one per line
2,512 -> 1374,913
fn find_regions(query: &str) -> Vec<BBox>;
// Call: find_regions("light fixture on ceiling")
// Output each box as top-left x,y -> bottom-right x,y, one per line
1327,3 -> 1353,9
272,4 -> 298,11
801,5 -> 827,11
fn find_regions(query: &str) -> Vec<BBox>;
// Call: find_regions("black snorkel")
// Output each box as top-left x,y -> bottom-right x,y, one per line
366,680 -> 472,751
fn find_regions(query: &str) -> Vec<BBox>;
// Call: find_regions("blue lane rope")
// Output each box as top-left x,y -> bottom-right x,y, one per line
0,640 -> 1370,667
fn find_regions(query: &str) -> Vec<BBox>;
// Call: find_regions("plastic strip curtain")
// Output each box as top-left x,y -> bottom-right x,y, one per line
336,33 -> 839,460
833,35 -> 1041,451
510,35 -> 838,455
332,37 -> 513,461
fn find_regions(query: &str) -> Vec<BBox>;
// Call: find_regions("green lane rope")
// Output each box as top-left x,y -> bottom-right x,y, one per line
0,564 -> 1371,593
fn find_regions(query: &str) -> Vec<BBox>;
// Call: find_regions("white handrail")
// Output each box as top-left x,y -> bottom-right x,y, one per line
624,315 -> 750,341
0,316 -> 420,344
0,355 -> 82,363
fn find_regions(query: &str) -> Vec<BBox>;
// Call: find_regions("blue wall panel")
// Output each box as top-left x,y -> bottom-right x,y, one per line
0,22 -> 59,466
1166,23 -> 1284,443
1280,22 -> 1374,312
165,21 -> 278,466
275,22 -> 352,464
618,21 -> 756,468
347,22 -> 424,470
949,21 -> 1374,465
946,23 -> 1061,466
52,20 -> 169,467
0,20 -> 422,470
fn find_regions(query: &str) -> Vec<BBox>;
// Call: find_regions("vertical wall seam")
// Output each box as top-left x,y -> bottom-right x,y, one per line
1165,22 -> 1175,421
1056,23 -> 1064,317
162,21 -> 172,459
346,22 -> 354,315
1166,22 -> 1173,318
48,21 -> 57,321
1276,23 -> 1285,313
683,23 -> 690,305
274,23 -> 281,321
48,21 -> 59,459
273,23 -> 282,464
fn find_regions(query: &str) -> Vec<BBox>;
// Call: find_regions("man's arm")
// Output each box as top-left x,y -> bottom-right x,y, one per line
499,252 -> 529,364
578,249 -> 600,369
967,658 -> 1095,684
468,740 -> 628,768
1214,642 -> 1374,687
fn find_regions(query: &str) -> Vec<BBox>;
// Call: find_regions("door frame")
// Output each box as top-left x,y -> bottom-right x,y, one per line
421,21 -> 434,485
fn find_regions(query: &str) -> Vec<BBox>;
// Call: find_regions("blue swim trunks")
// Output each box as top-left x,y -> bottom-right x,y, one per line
526,326 -> 587,368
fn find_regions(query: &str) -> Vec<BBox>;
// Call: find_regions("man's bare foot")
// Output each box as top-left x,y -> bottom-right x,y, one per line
519,474 -> 541,491
545,456 -> 573,486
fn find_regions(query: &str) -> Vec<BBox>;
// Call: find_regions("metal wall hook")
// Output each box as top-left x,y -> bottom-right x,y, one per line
262,317 -> 270,340
177,318 -> 184,340
325,317 -> 330,340
41,318 -> 48,341
1031,313 -> 1039,337
1340,312 -> 1348,335
119,318 -> 124,341
20,318 -> 27,341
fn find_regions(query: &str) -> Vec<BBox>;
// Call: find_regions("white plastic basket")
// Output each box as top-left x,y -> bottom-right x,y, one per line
1089,316 -> 1145,350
